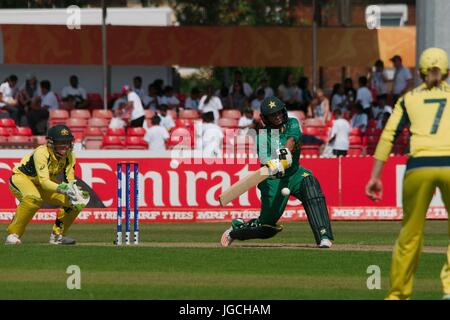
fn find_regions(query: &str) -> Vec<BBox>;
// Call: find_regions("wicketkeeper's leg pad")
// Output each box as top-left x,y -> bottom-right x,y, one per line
229,219 -> 283,241
300,175 -> 334,244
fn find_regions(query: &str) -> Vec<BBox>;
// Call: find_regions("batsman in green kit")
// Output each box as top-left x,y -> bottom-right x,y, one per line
221,96 -> 334,248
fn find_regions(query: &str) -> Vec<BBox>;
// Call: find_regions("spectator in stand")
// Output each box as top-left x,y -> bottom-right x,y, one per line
112,89 -> 128,111
229,70 -> 253,98
277,72 -> 302,110
109,107 -> 127,129
255,78 -> 274,98
298,76 -> 313,112
27,96 -> 48,135
156,104 -> 175,132
144,115 -> 169,151
0,74 -> 19,124
159,85 -> 180,112
17,74 -> 40,125
228,80 -> 248,112
250,89 -> 265,112
40,80 -> 59,111
142,83 -> 161,111
307,89 -> 330,124
132,76 -> 145,101
372,97 -> 393,129
391,55 -> 413,105
330,83 -> 347,112
369,59 -> 389,102
151,79 -> 164,97
184,87 -> 201,111
121,85 -> 145,127
356,76 -> 373,113
199,85 -> 223,124
195,111 -> 224,158
218,84 -> 231,109
238,108 -> 256,136
328,109 -> 350,157
350,103 -> 368,134
61,75 -> 87,109
343,78 -> 357,108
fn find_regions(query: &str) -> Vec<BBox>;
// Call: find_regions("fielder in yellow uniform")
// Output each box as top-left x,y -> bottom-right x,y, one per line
6,124 -> 89,245
366,48 -> 450,300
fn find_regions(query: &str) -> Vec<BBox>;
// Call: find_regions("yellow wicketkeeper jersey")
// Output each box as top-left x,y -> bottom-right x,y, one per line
375,81 -> 450,168
12,145 -> 76,192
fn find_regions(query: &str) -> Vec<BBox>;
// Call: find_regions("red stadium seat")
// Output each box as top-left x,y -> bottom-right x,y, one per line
72,131 -> 84,142
221,109 -> 241,120
0,135 -> 7,143
368,119 -> 377,128
302,126 -> 322,136
15,127 -> 33,136
168,109 -> 177,119
167,127 -> 194,149
126,136 -> 148,150
87,93 -> 103,109
84,127 -> 104,137
84,127 -> 104,149
49,109 -> 69,126
127,127 -> 146,137
301,145 -> 320,157
33,135 -> 47,145
303,118 -> 324,127
175,119 -> 195,129
347,146 -> 363,156
349,135 -> 362,145
66,118 -> 88,133
7,135 -> 33,148
88,117 -> 109,129
0,127 -> 10,136
179,109 -> 200,119
289,110 -> 306,121
0,118 -> 16,127
107,127 -> 126,136
365,128 -> 382,136
92,109 -> 113,120
101,136 -> 125,149
70,109 -> 91,119
218,118 -> 238,128
349,127 -> 361,136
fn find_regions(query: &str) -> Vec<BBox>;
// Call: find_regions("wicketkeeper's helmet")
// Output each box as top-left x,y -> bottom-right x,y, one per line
419,47 -> 449,75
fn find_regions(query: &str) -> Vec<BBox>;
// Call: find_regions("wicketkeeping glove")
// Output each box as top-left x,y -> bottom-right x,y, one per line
68,180 -> 90,210
56,182 -> 77,202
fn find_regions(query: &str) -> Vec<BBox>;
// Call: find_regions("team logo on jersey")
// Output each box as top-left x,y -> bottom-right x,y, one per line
60,128 -> 69,136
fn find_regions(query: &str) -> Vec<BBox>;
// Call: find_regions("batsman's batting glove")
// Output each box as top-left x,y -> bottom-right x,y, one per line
266,158 -> 286,177
276,147 -> 293,169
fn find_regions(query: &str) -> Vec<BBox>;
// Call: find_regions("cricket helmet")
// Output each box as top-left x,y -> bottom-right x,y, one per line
419,47 -> 449,75
260,96 -> 288,129
46,124 -> 74,157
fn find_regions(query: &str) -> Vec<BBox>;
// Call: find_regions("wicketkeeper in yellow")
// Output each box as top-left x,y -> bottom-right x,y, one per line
366,48 -> 450,300
5,124 -> 89,245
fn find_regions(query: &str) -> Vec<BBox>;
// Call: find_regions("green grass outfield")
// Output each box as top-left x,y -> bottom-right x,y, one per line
0,221 -> 448,300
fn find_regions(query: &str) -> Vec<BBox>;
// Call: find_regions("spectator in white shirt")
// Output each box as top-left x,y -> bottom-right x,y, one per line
199,85 -> 223,124
196,111 -> 224,158
109,107 -> 127,129
250,89 -> 265,112
330,83 -> 347,112
40,80 -> 59,111
391,55 -> 412,105
122,85 -> 145,127
369,59 -> 389,101
132,76 -> 145,101
255,78 -> 274,98
0,74 -> 19,123
372,97 -> 393,129
144,115 -> 170,151
156,104 -> 175,132
328,109 -> 350,157
61,75 -> 87,109
238,108 -> 256,136
229,70 -> 253,98
184,87 -> 201,111
350,103 -> 368,134
356,76 -> 373,112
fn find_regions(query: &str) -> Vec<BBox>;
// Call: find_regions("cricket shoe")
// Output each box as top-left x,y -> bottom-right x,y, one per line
220,227 -> 234,247
5,233 -> 21,245
318,238 -> 332,248
49,233 -> 76,245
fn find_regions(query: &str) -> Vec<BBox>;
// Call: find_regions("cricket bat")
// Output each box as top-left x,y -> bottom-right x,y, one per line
219,166 -> 270,206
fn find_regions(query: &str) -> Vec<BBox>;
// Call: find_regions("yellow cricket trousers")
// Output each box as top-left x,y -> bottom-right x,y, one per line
386,167 -> 450,299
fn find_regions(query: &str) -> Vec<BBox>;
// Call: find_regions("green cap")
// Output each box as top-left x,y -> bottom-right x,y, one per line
47,124 -> 74,142
260,96 -> 286,116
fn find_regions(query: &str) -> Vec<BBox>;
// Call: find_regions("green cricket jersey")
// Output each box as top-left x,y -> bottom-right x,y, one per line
257,117 -> 302,177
